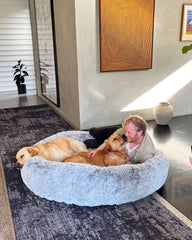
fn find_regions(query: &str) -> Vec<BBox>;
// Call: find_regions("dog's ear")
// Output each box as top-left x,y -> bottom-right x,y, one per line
27,146 -> 39,156
105,145 -> 112,152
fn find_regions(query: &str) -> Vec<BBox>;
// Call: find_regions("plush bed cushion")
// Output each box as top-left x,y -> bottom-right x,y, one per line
21,131 -> 169,206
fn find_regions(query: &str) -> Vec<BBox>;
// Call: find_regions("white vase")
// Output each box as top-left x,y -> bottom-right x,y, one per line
153,102 -> 174,125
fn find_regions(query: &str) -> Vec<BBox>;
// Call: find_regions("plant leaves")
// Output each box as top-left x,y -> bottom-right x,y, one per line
12,60 -> 29,85
20,76 -> 25,83
13,69 -> 20,76
182,44 -> 192,54
13,75 -> 20,81
22,71 -> 29,76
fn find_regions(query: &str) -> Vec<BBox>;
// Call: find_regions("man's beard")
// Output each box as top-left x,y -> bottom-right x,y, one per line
126,137 -> 133,143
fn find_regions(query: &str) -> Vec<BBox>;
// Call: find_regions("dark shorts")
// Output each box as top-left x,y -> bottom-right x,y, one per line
84,125 -> 121,148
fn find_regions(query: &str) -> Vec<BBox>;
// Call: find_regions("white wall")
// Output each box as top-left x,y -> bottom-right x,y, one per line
74,0 -> 192,129
53,0 -> 80,128
30,0 -> 192,130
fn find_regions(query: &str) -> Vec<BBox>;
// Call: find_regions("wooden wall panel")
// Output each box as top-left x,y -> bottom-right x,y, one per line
99,0 -> 155,72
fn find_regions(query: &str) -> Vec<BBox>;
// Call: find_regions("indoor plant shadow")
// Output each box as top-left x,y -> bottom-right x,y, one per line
13,59 -> 29,94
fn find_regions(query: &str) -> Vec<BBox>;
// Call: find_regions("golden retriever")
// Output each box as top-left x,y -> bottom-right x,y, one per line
63,134 -> 131,167
16,137 -> 88,169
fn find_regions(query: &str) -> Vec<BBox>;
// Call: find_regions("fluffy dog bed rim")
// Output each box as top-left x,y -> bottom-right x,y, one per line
21,131 -> 169,206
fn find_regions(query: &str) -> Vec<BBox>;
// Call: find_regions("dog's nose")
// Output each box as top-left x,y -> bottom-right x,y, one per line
122,135 -> 127,142
15,162 -> 23,170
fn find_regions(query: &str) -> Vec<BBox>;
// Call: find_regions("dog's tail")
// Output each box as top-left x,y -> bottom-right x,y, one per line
71,140 -> 88,153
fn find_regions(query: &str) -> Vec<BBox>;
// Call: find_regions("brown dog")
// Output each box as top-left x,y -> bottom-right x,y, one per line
16,137 -> 88,169
63,134 -> 131,167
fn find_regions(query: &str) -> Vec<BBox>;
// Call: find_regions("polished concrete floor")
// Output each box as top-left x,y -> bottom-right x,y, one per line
0,92 -> 192,221
147,117 -> 192,221
0,91 -> 45,109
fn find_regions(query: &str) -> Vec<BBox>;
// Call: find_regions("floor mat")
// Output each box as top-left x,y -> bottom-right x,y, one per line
0,105 -> 192,240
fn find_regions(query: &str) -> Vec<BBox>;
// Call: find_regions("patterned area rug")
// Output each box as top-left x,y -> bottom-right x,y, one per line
0,105 -> 192,240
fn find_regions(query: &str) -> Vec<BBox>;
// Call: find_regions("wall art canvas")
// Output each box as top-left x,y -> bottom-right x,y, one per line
180,4 -> 192,41
99,0 -> 155,72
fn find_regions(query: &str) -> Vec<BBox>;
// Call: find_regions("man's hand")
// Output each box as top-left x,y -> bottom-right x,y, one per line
87,150 -> 97,158
87,142 -> 107,158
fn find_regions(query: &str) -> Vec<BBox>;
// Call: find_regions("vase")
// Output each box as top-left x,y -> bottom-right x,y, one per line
153,102 -> 174,125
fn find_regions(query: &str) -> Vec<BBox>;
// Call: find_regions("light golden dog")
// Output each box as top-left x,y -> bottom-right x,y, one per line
63,134 -> 131,167
16,137 -> 88,169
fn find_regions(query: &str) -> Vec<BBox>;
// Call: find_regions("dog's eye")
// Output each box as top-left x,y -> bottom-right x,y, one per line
20,154 -> 24,159
113,138 -> 117,141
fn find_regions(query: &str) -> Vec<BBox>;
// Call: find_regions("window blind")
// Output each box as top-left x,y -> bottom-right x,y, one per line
0,0 -> 36,93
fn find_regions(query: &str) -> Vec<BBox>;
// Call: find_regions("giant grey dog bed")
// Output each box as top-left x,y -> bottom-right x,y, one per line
21,131 -> 169,206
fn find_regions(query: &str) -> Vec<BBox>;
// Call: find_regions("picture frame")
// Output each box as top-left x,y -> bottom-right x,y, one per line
180,4 -> 192,41
34,0 -> 60,106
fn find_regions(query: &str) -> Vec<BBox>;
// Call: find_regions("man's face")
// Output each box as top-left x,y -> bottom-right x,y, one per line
124,122 -> 142,143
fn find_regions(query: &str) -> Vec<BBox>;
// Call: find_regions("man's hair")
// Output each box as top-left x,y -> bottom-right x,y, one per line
123,115 -> 147,135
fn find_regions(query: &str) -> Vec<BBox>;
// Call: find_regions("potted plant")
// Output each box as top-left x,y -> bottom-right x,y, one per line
40,61 -> 50,92
13,59 -> 29,94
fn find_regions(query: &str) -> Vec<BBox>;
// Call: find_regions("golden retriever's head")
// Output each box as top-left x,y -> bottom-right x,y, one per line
106,134 -> 126,151
16,146 -> 39,169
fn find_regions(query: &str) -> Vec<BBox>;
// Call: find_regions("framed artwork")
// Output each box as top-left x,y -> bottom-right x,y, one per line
99,0 -> 155,72
180,4 -> 192,41
34,0 -> 60,106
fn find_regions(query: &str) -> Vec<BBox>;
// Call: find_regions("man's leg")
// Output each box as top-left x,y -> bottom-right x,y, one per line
84,125 -> 120,149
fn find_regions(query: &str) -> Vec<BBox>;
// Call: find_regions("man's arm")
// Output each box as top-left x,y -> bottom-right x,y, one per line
87,142 -> 107,158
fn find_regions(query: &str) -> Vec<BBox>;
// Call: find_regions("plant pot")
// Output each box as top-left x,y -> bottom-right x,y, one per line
17,84 -> 27,94
153,102 -> 174,125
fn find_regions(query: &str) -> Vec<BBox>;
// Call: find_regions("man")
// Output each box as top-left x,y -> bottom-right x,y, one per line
88,115 -> 155,164
189,157 -> 192,166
